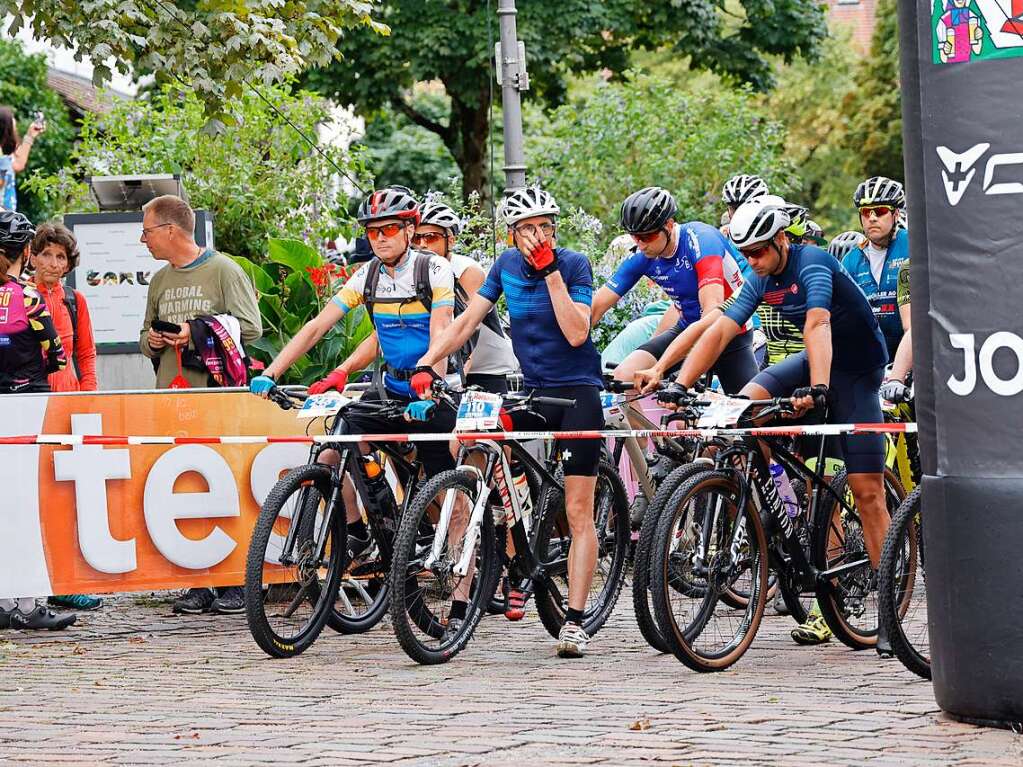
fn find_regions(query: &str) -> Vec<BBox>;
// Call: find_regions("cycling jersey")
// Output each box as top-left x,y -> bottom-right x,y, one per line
478,247 -> 602,389
897,259 -> 910,308
755,304 -> 804,366
607,222 -> 751,332
0,277 -> 66,392
332,249 -> 454,397
723,244 -> 888,373
841,228 -> 909,358
449,253 -> 518,377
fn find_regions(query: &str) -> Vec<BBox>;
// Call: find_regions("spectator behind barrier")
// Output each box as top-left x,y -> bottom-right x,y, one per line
138,194 -> 262,617
0,106 -> 45,212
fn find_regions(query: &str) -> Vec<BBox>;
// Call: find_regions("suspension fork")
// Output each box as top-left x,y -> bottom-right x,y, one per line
279,448 -> 347,566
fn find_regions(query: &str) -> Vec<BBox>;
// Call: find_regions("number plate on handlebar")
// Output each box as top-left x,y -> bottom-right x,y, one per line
600,391 -> 625,419
696,393 -> 752,428
297,393 -> 350,418
456,390 -> 504,431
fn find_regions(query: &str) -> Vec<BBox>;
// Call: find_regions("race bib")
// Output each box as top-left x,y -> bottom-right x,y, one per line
601,391 -> 625,419
696,393 -> 752,428
297,392 -> 349,419
456,390 -> 503,431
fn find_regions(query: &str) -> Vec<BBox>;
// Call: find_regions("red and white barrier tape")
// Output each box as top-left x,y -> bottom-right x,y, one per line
0,422 -> 916,447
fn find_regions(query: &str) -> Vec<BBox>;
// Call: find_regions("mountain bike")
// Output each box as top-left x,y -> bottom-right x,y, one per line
388,386 -> 629,664
649,394 -> 905,671
244,386 -> 433,658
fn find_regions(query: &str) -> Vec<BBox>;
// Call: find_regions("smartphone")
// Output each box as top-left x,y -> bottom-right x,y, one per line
33,110 -> 46,130
151,319 -> 182,334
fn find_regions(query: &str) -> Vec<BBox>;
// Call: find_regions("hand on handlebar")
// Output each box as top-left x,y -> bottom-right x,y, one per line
404,399 -> 436,422
657,381 -> 689,410
790,384 -> 829,418
880,379 -> 908,404
308,369 -> 348,395
633,367 -> 663,395
249,375 -> 276,398
410,366 -> 441,399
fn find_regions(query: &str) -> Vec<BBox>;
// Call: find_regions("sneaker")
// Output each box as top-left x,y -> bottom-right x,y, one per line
210,586 -> 245,615
10,605 -> 76,631
504,580 -> 533,621
791,613 -> 832,645
772,591 -> 790,616
48,594 -> 104,611
347,533 -> 372,562
171,588 -> 215,615
0,606 -> 12,630
442,617 -> 464,645
556,622 -> 590,658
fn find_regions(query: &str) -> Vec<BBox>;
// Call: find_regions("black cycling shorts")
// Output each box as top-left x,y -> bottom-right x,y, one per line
636,326 -> 758,394
342,389 -> 457,479
507,385 -> 602,477
465,372 -> 509,395
751,351 -> 885,475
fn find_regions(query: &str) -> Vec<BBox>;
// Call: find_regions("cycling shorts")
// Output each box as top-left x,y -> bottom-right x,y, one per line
465,372 -> 509,395
507,385 -> 602,477
636,327 -> 758,394
342,389 -> 457,478
751,351 -> 885,475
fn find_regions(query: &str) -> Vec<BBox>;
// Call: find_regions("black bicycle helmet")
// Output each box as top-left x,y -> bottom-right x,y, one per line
0,210 -> 35,256
357,187 -> 421,226
619,187 -> 678,234
854,176 -> 905,209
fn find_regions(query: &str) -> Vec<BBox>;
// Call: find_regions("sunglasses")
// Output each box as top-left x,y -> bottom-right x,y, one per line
365,222 -> 405,240
631,229 -> 663,245
859,206 -> 894,219
412,232 -> 446,246
740,242 -> 773,259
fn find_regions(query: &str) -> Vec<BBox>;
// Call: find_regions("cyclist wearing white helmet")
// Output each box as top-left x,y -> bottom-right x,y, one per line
722,174 -> 770,217
842,176 -> 910,359
828,230 -> 865,260
414,185 -> 604,659
662,198 -> 891,631
414,196 -> 518,395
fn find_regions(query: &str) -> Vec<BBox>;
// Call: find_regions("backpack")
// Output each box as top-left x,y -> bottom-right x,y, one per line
62,288 -> 82,379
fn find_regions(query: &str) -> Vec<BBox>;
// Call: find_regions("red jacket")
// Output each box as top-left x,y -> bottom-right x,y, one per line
34,280 -> 98,392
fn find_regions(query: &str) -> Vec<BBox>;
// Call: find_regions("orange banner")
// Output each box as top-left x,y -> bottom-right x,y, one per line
0,390 -> 317,598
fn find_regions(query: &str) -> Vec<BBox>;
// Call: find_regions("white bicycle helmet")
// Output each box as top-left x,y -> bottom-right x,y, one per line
722,174 -> 769,207
854,176 -> 906,209
828,230 -> 865,260
419,198 -> 463,235
499,186 -> 560,226
729,198 -> 791,250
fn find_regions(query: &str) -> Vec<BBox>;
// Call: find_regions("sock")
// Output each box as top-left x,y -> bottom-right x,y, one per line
348,519 -> 369,540
449,600 -> 468,621
565,607 -> 583,626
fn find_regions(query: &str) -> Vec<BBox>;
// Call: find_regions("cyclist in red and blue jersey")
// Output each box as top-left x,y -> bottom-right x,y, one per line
414,186 -> 603,659
841,176 -> 909,360
664,197 -> 891,580
592,187 -> 758,394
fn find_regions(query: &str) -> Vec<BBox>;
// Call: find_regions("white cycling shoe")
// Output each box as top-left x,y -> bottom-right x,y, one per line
556,622 -> 590,658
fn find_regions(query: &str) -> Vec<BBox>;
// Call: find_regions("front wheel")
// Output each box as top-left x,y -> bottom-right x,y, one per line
244,463 -> 346,658
878,486 -> 929,678
532,458 -> 630,640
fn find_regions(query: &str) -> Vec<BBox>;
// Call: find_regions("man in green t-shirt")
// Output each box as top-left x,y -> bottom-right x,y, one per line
138,194 -> 262,616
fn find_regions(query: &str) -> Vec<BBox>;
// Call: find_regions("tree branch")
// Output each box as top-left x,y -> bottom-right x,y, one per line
390,95 -> 454,146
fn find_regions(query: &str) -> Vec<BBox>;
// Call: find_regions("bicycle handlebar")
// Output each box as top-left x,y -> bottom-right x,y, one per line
531,396 -> 577,409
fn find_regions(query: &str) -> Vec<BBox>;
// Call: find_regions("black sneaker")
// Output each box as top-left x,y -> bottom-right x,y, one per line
172,588 -> 215,615
10,605 -> 76,631
442,617 -> 464,645
0,607 -> 12,630
210,586 -> 245,615
348,533 -> 372,561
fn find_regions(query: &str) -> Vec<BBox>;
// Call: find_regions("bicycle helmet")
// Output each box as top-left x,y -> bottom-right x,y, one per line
827,230 -> 865,260
728,198 -> 791,250
722,174 -> 769,207
619,186 -> 678,234
854,176 -> 905,209
783,203 -> 809,238
418,198 -> 463,235
805,220 -> 825,245
0,210 -> 35,257
356,187 -> 421,226
499,186 -> 560,226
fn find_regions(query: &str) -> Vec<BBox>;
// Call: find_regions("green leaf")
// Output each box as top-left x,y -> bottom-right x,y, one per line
267,237 -> 322,276
230,254 -> 275,294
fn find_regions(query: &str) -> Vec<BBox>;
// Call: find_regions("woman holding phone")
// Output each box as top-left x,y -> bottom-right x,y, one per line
0,107 -> 46,212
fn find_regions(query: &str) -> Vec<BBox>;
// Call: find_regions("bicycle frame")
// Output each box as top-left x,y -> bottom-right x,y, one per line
605,394 -> 694,501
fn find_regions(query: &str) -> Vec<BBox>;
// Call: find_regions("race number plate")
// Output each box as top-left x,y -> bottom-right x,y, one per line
600,392 -> 625,419
297,393 -> 349,419
696,393 -> 752,428
456,390 -> 504,431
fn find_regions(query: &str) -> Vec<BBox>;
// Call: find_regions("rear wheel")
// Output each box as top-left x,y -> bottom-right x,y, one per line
878,486 -> 929,678
814,468 -> 906,650
650,471 -> 768,672
533,458 -> 630,639
244,464 -> 346,658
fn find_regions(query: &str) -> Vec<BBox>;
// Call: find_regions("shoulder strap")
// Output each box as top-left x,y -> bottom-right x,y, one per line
63,288 -> 79,346
414,252 -> 432,311
361,257 -> 383,325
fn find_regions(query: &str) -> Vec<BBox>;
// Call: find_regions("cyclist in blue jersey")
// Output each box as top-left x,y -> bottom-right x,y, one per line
591,187 -> 758,395
841,176 -> 909,360
662,198 -> 891,633
251,187 -> 457,558
413,186 -> 603,659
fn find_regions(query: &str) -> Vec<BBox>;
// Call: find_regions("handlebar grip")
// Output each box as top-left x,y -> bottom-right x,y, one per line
603,380 -> 633,393
532,396 -> 577,409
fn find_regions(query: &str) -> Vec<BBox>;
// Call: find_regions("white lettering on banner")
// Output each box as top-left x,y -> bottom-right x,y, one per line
948,332 -> 1023,396
937,143 -> 1023,206
143,445 -> 240,569
53,414 -> 136,574
250,443 -> 310,563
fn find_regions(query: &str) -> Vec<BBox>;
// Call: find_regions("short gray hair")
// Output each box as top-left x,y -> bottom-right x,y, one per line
142,195 -> 195,236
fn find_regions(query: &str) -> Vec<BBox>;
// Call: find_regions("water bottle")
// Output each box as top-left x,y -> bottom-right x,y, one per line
769,461 -> 799,519
363,455 -> 397,528
510,460 -> 533,528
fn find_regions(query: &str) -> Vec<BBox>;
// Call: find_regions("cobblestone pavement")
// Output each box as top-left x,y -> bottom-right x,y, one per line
1,588 -> 1018,767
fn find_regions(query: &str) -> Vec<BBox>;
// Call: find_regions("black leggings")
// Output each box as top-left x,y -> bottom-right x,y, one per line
507,385 -> 603,477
